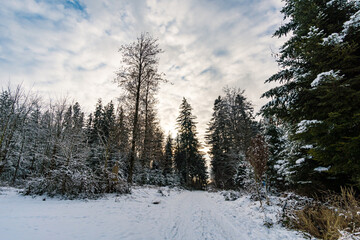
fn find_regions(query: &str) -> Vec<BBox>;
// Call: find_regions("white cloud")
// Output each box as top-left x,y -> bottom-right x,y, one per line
0,0 -> 286,147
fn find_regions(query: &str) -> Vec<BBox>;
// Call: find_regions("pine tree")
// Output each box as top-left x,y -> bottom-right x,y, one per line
175,98 -> 207,189
174,134 -> 186,184
262,0 -> 360,189
163,134 -> 173,176
207,96 -> 235,189
207,88 -> 258,189
87,99 -> 104,172
263,118 -> 289,190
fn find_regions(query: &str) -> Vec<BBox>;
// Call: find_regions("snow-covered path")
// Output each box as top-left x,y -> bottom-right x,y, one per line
161,191 -> 244,239
0,187 -> 304,240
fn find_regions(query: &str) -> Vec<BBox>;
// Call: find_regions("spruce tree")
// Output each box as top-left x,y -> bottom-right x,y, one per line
163,134 -> 173,176
262,0 -> 360,189
175,98 -> 207,188
207,88 -> 258,189
207,96 -> 235,189
263,118 -> 289,190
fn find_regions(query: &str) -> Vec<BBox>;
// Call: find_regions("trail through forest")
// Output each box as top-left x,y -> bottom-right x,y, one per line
0,187 -> 304,240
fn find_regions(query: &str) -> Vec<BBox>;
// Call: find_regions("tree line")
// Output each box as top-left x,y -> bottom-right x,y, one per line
0,33 -> 208,197
1,0 -> 359,197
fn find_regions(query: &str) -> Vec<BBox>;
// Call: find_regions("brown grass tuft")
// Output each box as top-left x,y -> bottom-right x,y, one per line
289,187 -> 360,239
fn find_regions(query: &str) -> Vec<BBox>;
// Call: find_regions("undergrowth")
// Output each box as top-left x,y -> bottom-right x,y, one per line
284,187 -> 360,240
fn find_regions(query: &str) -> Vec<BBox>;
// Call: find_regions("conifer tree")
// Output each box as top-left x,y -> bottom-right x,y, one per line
175,98 -> 207,188
87,99 -> 104,171
163,134 -> 173,176
262,0 -> 360,189
263,118 -> 289,190
207,96 -> 235,189
207,88 -> 258,189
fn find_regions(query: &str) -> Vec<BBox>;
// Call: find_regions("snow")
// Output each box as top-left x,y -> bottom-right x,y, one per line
301,145 -> 313,149
314,166 -> 331,172
0,187 -> 305,240
321,8 -> 360,47
311,70 -> 342,87
343,10 -> 360,33
326,0 -> 337,6
303,26 -> 324,39
296,158 -> 305,165
322,32 -> 344,45
296,120 -> 322,134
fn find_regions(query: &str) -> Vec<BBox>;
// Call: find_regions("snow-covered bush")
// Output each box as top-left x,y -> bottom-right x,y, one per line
24,172 -> 100,199
24,171 -> 130,199
221,190 -> 241,201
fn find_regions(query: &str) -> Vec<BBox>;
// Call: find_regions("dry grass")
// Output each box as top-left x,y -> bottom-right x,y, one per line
289,188 -> 360,240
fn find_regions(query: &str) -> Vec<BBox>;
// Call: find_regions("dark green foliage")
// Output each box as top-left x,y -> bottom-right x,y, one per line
163,134 -> 173,176
263,118 -> 289,190
262,0 -> 360,189
174,98 -> 207,189
207,88 -> 258,189
207,96 -> 236,189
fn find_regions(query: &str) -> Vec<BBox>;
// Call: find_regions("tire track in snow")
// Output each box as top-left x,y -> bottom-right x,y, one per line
160,191 -> 248,240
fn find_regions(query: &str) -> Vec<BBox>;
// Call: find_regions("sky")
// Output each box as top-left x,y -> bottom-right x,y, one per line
0,0 -> 286,149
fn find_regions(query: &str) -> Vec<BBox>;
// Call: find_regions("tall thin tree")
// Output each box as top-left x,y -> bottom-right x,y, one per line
115,33 -> 164,184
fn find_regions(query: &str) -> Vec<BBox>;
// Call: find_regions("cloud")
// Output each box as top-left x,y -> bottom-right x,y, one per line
0,0 -> 286,148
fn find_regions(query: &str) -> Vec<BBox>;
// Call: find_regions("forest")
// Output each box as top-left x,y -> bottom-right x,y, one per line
0,0 -> 360,239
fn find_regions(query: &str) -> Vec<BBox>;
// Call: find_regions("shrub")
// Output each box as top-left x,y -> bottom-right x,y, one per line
286,188 -> 360,239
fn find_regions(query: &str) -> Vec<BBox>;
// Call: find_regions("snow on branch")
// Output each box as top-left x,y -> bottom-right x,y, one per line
314,166 -> 331,172
296,120 -> 322,134
343,10 -> 360,33
311,70 -> 342,88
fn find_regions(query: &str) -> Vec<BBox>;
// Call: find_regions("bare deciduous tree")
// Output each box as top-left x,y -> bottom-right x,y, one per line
115,32 -> 164,184
247,134 -> 269,207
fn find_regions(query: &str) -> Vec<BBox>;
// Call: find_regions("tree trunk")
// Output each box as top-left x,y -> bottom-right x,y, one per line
128,65 -> 142,184
142,81 -> 150,169
256,180 -> 263,208
12,134 -> 25,185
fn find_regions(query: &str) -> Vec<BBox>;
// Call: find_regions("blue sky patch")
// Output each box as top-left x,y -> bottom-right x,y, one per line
213,48 -> 229,57
64,0 -> 86,12
200,67 -> 218,76
77,63 -> 107,72
15,12 -> 48,23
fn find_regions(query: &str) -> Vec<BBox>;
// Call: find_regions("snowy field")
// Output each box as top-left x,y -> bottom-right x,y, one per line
0,187 -> 305,240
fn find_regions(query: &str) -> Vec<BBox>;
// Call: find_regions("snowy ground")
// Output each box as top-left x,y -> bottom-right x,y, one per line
0,186 -> 305,240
